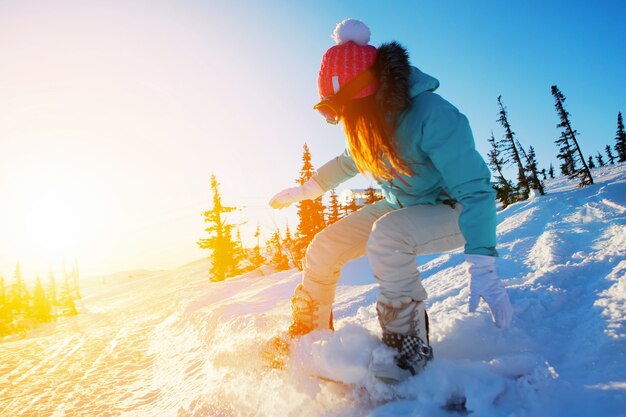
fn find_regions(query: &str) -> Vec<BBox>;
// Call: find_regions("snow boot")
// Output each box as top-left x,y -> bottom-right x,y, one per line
261,284 -> 333,369
371,296 -> 433,383
287,283 -> 334,337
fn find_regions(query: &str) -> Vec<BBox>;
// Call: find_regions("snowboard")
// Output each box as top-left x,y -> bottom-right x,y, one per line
260,333 -> 468,413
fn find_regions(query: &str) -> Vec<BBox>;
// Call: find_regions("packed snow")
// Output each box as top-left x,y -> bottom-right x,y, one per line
1,164 -> 625,417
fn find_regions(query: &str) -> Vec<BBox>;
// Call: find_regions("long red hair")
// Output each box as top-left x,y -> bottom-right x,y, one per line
342,96 -> 411,182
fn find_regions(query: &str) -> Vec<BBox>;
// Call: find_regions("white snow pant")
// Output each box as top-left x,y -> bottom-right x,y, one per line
302,200 -> 465,305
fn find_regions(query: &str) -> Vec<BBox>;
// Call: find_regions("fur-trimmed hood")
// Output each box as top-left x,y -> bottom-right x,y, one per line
374,42 -> 440,114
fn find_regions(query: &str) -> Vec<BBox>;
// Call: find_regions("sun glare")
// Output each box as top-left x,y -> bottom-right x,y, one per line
22,188 -> 82,258
2,157 -> 86,275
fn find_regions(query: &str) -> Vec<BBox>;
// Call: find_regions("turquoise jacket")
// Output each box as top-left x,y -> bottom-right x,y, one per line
313,67 -> 497,256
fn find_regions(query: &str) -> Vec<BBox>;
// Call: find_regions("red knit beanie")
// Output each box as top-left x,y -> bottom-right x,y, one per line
317,19 -> 378,100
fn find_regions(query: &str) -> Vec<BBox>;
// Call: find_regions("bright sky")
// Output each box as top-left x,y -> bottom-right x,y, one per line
1,0 -> 624,280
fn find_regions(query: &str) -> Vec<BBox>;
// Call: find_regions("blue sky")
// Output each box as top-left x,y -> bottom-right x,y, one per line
1,0 -> 624,277
278,0 -> 625,170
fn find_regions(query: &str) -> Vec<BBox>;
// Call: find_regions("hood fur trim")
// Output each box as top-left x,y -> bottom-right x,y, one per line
374,42 -> 412,115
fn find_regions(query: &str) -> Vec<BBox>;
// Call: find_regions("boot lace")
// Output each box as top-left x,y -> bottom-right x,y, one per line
288,290 -> 319,337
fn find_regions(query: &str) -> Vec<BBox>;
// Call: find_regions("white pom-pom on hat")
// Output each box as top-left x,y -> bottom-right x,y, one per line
331,18 -> 371,45
318,18 -> 378,100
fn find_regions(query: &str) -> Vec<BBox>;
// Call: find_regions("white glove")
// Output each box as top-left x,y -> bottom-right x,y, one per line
466,254 -> 513,328
269,178 -> 325,209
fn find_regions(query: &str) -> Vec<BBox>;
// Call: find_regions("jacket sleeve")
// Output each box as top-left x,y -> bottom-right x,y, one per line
419,102 -> 498,256
312,149 -> 360,191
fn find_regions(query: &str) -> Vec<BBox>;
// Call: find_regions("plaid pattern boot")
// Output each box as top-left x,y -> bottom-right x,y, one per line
372,296 -> 433,383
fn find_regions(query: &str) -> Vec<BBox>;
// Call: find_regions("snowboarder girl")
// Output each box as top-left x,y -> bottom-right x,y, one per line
269,19 -> 513,383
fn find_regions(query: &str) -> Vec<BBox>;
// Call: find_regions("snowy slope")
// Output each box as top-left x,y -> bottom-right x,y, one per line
1,164 -> 625,417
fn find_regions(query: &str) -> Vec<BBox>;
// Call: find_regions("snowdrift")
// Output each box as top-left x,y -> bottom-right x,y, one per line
1,164 -> 625,417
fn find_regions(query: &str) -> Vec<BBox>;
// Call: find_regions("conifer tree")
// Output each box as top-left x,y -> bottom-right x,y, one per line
551,85 -> 593,186
198,174 -> 241,282
615,112 -> 626,162
61,261 -> 73,302
282,224 -> 299,270
487,131 -> 515,207
605,145 -> 615,165
11,263 -> 29,314
548,164 -> 555,179
71,261 -> 81,300
327,189 -> 342,225
364,185 -> 383,205
267,228 -> 290,271
520,144 -> 545,195
596,152 -> 605,167
295,143 -> 326,264
497,96 -> 530,199
560,144 -> 576,176
0,275 -> 8,336
0,275 -> 4,307
60,271 -> 78,316
48,268 -> 58,307
587,156 -> 595,169
343,196 -> 360,215
551,89 -> 576,177
232,228 -> 249,271
248,223 -> 265,270
540,169 -> 547,180
32,277 -> 52,323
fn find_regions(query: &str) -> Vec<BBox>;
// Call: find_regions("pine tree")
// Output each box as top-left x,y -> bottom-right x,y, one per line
364,185 -> 382,205
343,196 -> 360,215
198,174 -> 241,282
587,156 -> 595,169
520,144 -> 545,195
497,96 -> 530,199
295,143 -> 327,265
47,269 -> 58,320
548,164 -> 555,179
248,223 -> 265,270
551,85 -> 593,186
267,228 -> 289,271
32,277 -> 52,323
563,147 -> 576,175
61,261 -> 73,302
282,224 -> 299,270
0,275 -> 8,336
11,263 -> 29,315
232,228 -> 248,271
48,268 -> 57,305
615,112 -> 626,162
327,189 -> 342,225
60,261 -> 80,302
596,152 -> 605,167
73,262 -> 80,299
487,131 -> 515,207
551,89 -> 576,177
540,169 -> 547,180
605,145 -> 615,165
559,160 -> 571,176
60,268 -> 78,316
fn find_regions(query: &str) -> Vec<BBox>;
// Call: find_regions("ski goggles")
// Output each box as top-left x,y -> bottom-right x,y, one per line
313,69 -> 376,125
313,98 -> 342,125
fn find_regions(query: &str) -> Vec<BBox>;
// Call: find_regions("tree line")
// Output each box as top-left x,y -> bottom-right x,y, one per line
488,86 -> 625,207
198,86 -> 624,282
0,263 -> 81,338
197,144 -> 382,282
